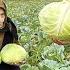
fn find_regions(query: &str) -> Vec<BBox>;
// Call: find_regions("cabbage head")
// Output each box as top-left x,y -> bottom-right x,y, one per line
39,0 -> 70,44
0,53 -> 1,64
1,44 -> 28,65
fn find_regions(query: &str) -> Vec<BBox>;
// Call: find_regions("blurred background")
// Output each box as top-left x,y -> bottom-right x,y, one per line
5,0 -> 70,70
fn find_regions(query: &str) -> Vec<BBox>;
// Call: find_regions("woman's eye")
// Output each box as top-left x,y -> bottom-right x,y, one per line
1,13 -> 5,18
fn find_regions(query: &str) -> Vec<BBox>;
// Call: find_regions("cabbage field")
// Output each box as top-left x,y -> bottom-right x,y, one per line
5,0 -> 70,70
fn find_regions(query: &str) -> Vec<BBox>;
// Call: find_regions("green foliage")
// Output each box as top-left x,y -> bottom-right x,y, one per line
20,64 -> 39,70
38,59 -> 70,70
5,0 -> 70,70
38,43 -> 70,70
20,43 -> 70,70
41,43 -> 65,63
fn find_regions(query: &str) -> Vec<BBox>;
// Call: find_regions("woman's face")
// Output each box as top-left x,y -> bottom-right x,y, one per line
0,8 -> 5,28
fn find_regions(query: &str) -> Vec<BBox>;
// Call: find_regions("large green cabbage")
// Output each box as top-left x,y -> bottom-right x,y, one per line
1,44 -> 28,65
39,0 -> 70,44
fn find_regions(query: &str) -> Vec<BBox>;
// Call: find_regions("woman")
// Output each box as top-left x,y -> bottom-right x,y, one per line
0,0 -> 20,70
